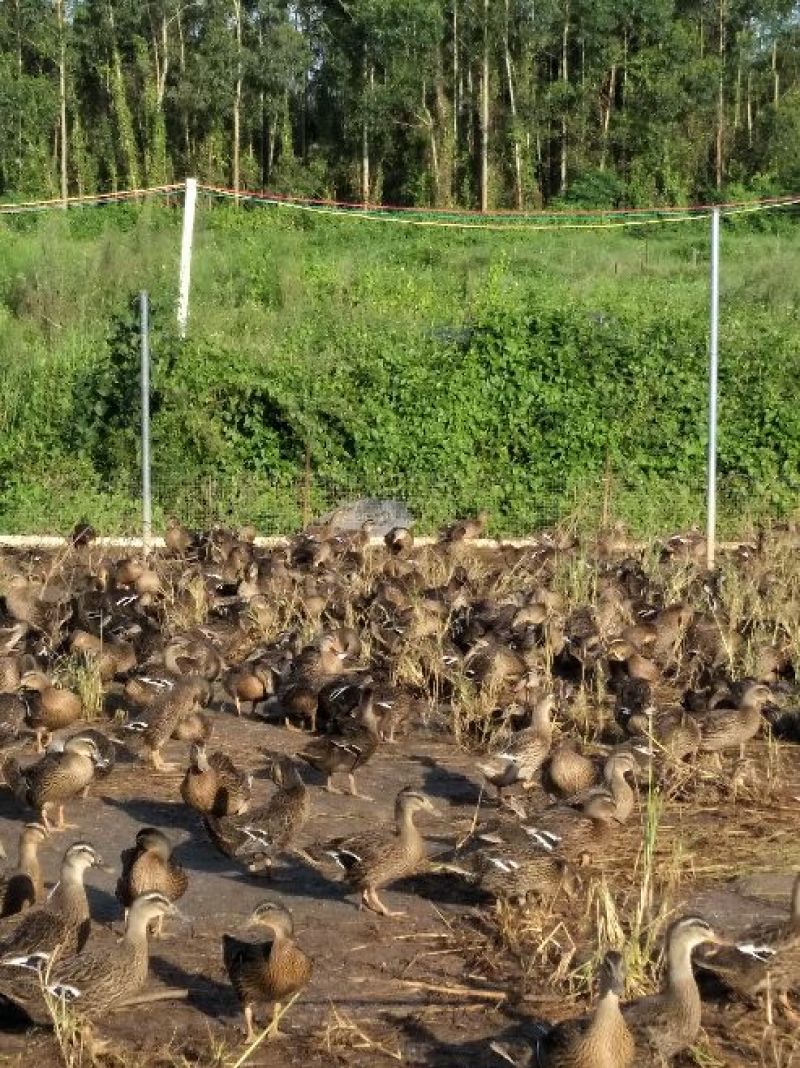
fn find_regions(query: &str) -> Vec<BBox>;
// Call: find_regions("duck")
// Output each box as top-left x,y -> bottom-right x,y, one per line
0,655 -> 23,693
0,841 -> 108,958
18,669 -> 82,751
268,634 -> 351,732
384,526 -> 414,556
2,575 -> 72,635
203,754 -> 310,876
163,634 -> 224,680
515,795 -> 625,863
180,742 -> 252,816
546,741 -> 601,798
223,899 -> 312,1040
3,734 -> 108,830
320,787 -> 438,917
115,828 -> 188,936
537,950 -> 634,1067
223,665 -> 272,716
123,670 -> 180,709
0,692 -> 28,752
0,890 -> 183,1037
296,685 -> 380,800
439,510 -> 489,544
165,517 -> 198,555
622,915 -> 721,1062
694,681 -> 774,758
447,826 -> 579,907
476,694 -> 555,796
68,628 -> 137,680
0,823 -> 48,918
564,752 -> 638,824
696,872 -> 800,1014
120,675 -> 211,771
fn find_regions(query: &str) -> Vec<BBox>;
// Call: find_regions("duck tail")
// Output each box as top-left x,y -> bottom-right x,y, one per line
1,757 -> 27,805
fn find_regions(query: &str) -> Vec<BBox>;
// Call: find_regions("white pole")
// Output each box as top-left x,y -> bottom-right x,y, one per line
140,291 -> 152,554
177,177 -> 198,338
706,207 -> 720,571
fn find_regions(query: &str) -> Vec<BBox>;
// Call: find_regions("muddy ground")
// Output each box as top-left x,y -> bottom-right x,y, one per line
1,704 -> 799,1067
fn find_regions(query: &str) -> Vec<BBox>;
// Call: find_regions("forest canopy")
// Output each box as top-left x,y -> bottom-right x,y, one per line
2,1 -> 800,209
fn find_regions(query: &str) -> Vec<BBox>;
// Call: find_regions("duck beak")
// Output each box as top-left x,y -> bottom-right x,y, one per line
704,931 -> 727,947
98,863 -> 115,875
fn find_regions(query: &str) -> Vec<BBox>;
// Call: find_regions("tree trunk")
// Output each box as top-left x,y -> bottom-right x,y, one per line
452,0 -> 458,200
503,0 -> 522,209
560,3 -> 569,197
434,52 -> 453,206
480,0 -> 489,211
600,63 -> 616,170
361,44 -> 370,204
232,0 -> 243,202
746,68 -> 753,147
715,0 -> 725,190
158,13 -> 169,108
772,39 -> 779,105
177,6 -> 189,155
56,0 -> 68,206
621,27 -> 628,111
733,56 -> 741,129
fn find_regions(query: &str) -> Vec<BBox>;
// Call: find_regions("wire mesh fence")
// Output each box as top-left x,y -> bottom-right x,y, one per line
1,465 -> 792,541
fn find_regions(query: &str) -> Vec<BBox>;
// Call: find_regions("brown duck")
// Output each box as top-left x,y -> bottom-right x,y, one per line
0,890 -> 183,1035
321,787 -> 438,917
121,676 -> 211,771
0,841 -> 108,958
19,669 -> 82,751
180,742 -> 252,816
297,685 -> 380,799
223,900 -> 312,1040
477,694 -> 555,795
3,734 -> 108,830
697,872 -> 800,1016
69,629 -> 137,680
516,795 -> 624,863
622,915 -> 721,1062
204,754 -> 310,875
115,827 -> 188,937
0,823 -> 48,918
695,681 -> 774,758
537,950 -> 634,1067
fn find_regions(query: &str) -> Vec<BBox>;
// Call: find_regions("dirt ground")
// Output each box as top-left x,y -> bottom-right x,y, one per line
2,705 -> 800,1068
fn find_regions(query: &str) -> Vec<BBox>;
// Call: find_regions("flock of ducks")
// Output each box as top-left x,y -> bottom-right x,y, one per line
0,514 -> 796,1064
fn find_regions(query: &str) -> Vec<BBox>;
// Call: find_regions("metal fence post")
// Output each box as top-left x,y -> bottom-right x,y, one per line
140,292 -> 152,553
706,208 -> 720,571
177,177 -> 198,338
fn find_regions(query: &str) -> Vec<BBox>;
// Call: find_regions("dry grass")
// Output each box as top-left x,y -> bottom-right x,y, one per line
55,654 -> 104,720
315,1005 -> 403,1062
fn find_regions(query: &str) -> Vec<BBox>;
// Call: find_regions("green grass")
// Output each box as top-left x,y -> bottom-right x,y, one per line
0,200 -> 798,536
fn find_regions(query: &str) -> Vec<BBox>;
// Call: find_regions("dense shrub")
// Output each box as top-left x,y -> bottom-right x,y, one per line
1,205 -> 798,535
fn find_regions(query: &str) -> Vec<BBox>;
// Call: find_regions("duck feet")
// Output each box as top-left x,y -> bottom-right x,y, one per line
347,774 -> 373,801
778,991 -> 800,1026
242,1005 -> 256,1043
54,805 -> 79,831
361,888 -> 406,918
266,1001 -> 286,1039
150,752 -> 177,772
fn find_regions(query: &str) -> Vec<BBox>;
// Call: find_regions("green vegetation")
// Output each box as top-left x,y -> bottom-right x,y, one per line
0,202 -> 798,536
3,2 -> 800,210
